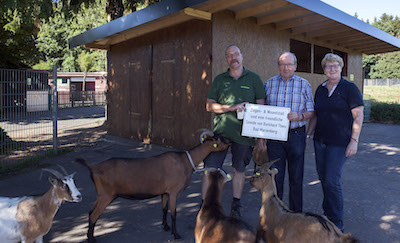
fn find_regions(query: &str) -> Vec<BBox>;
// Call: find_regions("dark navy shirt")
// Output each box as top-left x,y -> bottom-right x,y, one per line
314,78 -> 364,147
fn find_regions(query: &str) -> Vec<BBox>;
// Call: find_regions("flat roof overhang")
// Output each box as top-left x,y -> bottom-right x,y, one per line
68,0 -> 400,55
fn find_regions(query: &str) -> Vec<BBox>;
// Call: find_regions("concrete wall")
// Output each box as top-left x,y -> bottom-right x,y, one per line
211,11 -> 364,95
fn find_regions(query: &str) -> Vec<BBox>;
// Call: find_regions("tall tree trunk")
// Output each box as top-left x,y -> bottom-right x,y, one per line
83,71 -> 87,91
106,0 -> 124,22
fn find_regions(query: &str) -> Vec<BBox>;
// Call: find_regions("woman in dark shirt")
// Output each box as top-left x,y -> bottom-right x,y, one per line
308,53 -> 364,231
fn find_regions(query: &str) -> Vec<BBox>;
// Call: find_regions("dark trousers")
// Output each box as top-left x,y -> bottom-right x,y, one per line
203,141 -> 252,173
314,140 -> 347,231
267,127 -> 306,212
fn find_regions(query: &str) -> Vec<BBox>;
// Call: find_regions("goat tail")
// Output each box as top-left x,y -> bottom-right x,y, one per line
75,158 -> 92,169
341,233 -> 360,243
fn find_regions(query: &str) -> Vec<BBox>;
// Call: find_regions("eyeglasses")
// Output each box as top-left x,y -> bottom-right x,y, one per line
324,64 -> 341,70
225,52 -> 241,59
278,64 -> 295,68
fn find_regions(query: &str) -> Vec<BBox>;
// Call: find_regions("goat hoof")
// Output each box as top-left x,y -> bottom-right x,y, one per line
163,224 -> 170,231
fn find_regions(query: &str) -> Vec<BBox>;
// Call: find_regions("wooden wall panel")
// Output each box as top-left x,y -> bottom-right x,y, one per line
129,45 -> 152,141
107,19 -> 212,149
150,20 -> 212,149
177,21 -> 213,148
107,41 -> 131,137
152,41 -> 178,146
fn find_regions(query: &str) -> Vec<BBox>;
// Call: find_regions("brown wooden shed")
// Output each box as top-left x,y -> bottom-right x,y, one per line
69,0 -> 400,149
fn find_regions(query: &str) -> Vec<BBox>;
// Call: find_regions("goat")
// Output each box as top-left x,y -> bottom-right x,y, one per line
195,168 -> 256,243
250,160 -> 359,243
0,166 -> 82,243
76,130 -> 229,242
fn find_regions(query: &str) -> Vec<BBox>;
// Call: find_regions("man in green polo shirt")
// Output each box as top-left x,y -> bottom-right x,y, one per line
201,45 -> 266,218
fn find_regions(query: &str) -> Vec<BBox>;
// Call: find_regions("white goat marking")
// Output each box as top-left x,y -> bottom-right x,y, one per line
0,197 -> 26,243
62,173 -> 81,202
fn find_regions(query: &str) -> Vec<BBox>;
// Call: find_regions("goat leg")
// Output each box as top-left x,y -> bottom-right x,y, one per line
169,195 -> 181,240
171,208 -> 181,240
88,220 -> 96,243
88,196 -> 114,242
161,194 -> 170,231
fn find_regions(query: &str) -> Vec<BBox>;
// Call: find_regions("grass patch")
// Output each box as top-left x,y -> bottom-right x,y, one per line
0,148 -> 73,179
364,86 -> 400,104
364,86 -> 400,124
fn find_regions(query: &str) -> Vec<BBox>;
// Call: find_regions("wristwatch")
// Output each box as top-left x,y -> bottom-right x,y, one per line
306,135 -> 312,139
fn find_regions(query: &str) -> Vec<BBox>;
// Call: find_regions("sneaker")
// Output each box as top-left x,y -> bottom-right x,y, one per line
230,200 -> 242,218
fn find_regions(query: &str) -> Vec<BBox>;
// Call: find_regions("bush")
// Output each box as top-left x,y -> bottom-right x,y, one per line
370,102 -> 400,124
0,126 -> 14,155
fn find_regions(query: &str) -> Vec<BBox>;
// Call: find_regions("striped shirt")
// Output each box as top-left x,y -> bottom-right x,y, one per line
264,74 -> 314,129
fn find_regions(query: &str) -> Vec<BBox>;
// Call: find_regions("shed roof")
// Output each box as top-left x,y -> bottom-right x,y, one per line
68,0 -> 400,55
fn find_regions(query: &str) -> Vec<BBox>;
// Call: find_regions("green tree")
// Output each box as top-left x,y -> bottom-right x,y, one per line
369,52 -> 400,78
363,14 -> 400,78
0,0 -> 160,69
36,0 -> 107,72
77,51 -> 98,90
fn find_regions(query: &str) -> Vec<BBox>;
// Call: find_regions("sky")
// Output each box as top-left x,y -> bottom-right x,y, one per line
321,0 -> 400,22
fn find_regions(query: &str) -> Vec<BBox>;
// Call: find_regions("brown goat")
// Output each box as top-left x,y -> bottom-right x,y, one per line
0,167 -> 81,243
250,161 -> 359,243
76,131 -> 229,242
195,168 -> 256,243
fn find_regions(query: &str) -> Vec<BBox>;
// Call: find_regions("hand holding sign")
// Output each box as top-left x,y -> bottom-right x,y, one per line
241,104 -> 290,141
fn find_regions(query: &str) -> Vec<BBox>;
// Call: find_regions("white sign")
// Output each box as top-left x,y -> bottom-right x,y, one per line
27,91 -> 49,112
241,104 -> 290,141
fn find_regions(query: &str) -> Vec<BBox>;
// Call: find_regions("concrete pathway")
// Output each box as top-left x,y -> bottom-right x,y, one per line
0,122 -> 399,243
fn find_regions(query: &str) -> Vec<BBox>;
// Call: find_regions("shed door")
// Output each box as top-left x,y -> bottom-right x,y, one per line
129,45 -> 152,141
151,42 -> 178,145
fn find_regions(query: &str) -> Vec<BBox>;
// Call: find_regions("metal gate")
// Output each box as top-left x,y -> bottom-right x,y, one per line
0,69 -> 52,170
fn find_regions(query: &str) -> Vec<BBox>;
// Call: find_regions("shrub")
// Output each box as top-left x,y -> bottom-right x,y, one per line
0,126 -> 14,155
370,102 -> 400,124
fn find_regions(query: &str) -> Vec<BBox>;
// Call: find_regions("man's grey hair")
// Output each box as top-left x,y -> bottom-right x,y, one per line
278,52 -> 297,64
225,45 -> 241,55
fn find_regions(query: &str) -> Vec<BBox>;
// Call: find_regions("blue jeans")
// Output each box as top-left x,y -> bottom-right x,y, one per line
314,140 -> 347,231
267,127 -> 306,212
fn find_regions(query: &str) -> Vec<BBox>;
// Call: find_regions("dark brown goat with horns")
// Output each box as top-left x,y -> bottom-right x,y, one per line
76,129 -> 229,242
195,168 -> 256,243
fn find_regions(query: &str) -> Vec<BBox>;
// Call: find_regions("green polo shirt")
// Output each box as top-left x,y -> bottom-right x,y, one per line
207,67 -> 266,146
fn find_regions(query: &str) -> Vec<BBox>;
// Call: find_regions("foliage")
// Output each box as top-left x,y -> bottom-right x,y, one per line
35,0 -> 107,72
363,14 -> 400,79
370,102 -> 400,124
0,0 -> 160,70
368,52 -> 400,78
0,126 -> 18,155
0,8 -> 40,68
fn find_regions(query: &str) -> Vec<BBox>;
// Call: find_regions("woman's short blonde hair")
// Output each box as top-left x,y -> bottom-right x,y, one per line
321,53 -> 344,69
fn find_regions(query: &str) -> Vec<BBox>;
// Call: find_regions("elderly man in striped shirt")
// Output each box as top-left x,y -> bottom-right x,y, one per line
263,52 -> 315,212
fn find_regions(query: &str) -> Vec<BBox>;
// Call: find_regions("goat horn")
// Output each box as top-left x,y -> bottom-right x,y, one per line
199,129 -> 214,144
196,168 -> 232,181
56,164 -> 69,176
42,168 -> 64,180
263,158 -> 280,170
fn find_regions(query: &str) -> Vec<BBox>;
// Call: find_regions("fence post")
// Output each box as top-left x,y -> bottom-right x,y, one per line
52,65 -> 58,153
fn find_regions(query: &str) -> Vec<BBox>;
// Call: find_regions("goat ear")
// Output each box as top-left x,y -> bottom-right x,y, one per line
48,177 -> 58,186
